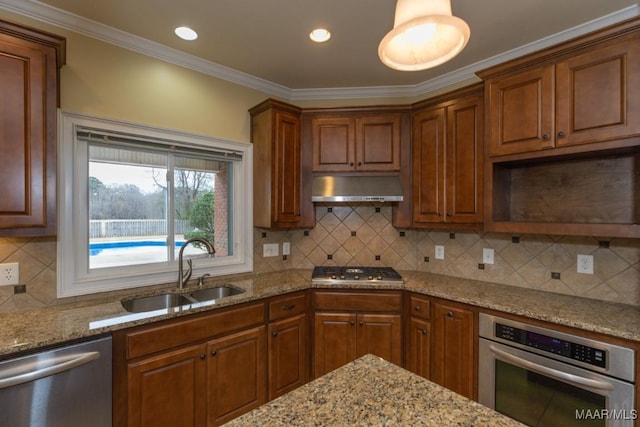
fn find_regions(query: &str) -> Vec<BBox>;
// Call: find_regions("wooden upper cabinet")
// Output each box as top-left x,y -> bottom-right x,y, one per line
0,20 -> 65,236
412,85 -> 483,228
311,113 -> 401,172
250,99 -> 312,229
484,30 -> 640,157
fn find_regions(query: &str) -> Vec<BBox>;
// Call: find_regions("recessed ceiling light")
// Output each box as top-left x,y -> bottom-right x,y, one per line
309,28 -> 331,43
175,26 -> 198,41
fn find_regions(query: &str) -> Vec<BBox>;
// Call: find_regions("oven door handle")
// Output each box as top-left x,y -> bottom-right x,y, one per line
488,344 -> 615,392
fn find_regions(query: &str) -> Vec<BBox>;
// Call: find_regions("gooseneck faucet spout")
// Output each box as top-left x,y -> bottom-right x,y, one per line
178,238 -> 215,289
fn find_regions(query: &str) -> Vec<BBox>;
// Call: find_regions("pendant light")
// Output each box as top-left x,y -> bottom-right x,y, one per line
378,0 -> 470,71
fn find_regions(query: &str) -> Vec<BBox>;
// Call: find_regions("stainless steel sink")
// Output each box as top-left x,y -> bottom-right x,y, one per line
121,292 -> 193,313
189,285 -> 244,302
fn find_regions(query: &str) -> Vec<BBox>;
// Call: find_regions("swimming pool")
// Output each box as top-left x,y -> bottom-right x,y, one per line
89,240 -> 185,256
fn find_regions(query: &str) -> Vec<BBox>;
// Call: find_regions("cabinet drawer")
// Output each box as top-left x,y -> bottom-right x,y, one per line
126,302 -> 265,359
313,291 -> 402,311
409,295 -> 430,320
268,292 -> 307,321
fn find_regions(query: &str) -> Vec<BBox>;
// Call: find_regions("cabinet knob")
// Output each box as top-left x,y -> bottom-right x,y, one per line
350,162 -> 354,167
211,350 -> 217,357
200,354 -> 206,360
272,331 -> 278,337
421,329 -> 427,335
359,322 -> 364,327
350,320 -> 355,326
558,131 -> 566,138
542,134 -> 550,141
446,212 -> 452,217
415,305 -> 421,311
446,311 -> 454,318
357,162 -> 362,167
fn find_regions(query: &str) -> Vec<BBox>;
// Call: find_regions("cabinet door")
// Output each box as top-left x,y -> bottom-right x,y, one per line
311,116 -> 355,172
486,65 -> 555,156
313,312 -> 357,378
406,317 -> 430,379
432,303 -> 475,399
0,32 -> 58,234
272,110 -> 301,225
207,326 -> 266,426
127,344 -> 207,427
556,38 -> 640,148
356,114 -> 401,171
412,107 -> 446,223
356,313 -> 402,365
445,96 -> 483,223
268,314 -> 308,400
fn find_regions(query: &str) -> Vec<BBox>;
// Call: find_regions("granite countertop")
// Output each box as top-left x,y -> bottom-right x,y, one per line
1,268 -> 639,357
223,354 -> 524,427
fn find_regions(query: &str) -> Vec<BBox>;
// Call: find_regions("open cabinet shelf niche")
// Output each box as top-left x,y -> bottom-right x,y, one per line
488,147 -> 640,238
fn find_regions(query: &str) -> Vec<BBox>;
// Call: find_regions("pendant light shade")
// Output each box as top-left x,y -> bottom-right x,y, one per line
378,0 -> 470,71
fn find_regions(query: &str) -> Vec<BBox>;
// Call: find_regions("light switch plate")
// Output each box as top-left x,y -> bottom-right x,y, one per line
483,248 -> 494,265
263,243 -> 279,257
577,254 -> 594,274
282,242 -> 291,256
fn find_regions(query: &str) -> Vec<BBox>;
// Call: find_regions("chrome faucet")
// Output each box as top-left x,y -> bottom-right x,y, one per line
177,238 -> 215,289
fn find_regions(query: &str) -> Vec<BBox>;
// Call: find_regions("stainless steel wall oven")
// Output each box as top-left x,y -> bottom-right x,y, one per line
479,313 -> 635,427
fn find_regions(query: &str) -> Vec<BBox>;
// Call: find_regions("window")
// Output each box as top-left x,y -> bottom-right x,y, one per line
58,112 -> 253,297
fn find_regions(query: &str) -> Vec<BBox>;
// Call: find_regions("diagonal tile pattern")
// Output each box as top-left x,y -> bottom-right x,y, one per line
1,203 -> 639,312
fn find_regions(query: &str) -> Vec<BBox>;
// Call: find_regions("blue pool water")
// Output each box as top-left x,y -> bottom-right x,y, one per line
90,240 -> 185,256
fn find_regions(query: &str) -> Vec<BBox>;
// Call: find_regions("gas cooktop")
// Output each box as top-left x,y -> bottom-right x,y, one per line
311,266 -> 403,284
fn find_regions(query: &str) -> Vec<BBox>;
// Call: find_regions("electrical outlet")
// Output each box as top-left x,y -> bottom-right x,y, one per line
0,262 -> 19,286
483,248 -> 495,265
577,254 -> 594,274
282,242 -> 291,256
435,245 -> 445,260
262,243 -> 279,257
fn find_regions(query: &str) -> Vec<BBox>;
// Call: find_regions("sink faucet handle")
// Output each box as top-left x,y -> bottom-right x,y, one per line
197,273 -> 211,287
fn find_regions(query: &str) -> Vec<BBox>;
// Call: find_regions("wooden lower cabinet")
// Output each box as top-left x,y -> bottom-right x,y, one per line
207,326 -> 266,426
313,311 -> 401,377
431,301 -> 476,399
406,317 -> 431,379
127,344 -> 207,427
268,314 -> 308,400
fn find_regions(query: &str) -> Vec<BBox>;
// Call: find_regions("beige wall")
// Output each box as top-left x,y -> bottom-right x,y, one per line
0,13 -> 638,312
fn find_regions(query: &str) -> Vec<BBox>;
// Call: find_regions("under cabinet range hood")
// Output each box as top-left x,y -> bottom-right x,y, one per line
311,176 -> 404,202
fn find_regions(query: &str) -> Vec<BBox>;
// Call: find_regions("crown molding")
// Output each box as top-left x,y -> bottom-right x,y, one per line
1,0 -> 637,101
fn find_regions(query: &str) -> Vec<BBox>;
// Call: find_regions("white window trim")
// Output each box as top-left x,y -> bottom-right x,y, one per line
57,111 -> 253,297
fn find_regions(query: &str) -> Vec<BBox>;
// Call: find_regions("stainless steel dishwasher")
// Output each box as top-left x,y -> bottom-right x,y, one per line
0,335 -> 112,427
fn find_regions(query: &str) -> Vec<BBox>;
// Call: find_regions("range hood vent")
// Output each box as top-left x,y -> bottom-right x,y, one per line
311,176 -> 404,202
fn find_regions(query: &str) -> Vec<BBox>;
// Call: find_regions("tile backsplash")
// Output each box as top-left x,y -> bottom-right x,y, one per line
1,204 -> 638,312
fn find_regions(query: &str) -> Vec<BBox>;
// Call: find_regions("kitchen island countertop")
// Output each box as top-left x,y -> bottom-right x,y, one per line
223,354 -> 524,427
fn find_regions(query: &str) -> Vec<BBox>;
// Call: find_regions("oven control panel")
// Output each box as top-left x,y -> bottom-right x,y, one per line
495,323 -> 606,368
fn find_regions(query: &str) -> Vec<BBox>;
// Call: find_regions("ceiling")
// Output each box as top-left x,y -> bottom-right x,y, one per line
8,0 -> 640,96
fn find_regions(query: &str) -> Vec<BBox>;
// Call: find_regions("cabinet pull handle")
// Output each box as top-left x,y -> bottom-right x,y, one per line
211,350 -> 217,357
558,131 -> 565,138
272,331 -> 278,337
542,134 -> 550,141
446,311 -> 454,318
281,304 -> 296,311
200,354 -> 206,360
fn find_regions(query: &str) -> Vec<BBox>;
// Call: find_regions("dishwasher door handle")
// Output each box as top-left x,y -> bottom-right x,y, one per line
0,351 -> 100,390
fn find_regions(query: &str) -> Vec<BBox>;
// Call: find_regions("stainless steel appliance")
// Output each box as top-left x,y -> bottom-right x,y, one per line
311,266 -> 403,284
0,336 -> 112,427
479,313 -> 635,427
